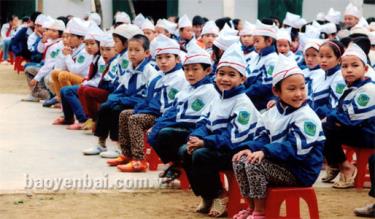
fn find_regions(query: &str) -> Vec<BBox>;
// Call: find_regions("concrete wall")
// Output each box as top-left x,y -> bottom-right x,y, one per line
42,0 -> 92,19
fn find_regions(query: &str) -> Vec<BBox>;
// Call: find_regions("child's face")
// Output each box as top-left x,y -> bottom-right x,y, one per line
201,34 -> 217,48
276,39 -> 290,55
113,36 -> 126,53
341,55 -> 368,86
69,34 -> 83,48
155,27 -> 170,37
253,35 -> 270,53
100,46 -> 117,63
290,39 -> 299,53
35,24 -> 44,35
319,45 -> 340,71
128,40 -> 149,67
179,27 -> 194,40
62,33 -> 70,46
156,53 -> 179,73
46,29 -> 59,40
240,35 -> 254,47
344,15 -> 359,28
84,39 -> 99,55
183,63 -> 210,85
304,48 -> 320,69
193,24 -> 203,38
143,29 -> 156,41
215,66 -> 245,91
274,74 -> 306,108
371,45 -> 375,51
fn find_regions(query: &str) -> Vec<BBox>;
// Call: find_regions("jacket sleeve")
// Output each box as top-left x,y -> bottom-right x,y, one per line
65,53 -> 93,76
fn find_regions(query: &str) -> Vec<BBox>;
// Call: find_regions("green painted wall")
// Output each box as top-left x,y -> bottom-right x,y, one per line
258,0 -> 303,21
0,0 -> 36,25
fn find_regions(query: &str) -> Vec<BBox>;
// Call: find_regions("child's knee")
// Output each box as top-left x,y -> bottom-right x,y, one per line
51,70 -> 60,80
58,71 -> 70,82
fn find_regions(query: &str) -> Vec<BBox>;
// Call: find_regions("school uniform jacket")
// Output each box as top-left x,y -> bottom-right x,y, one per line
190,84 -> 262,151
34,39 -> 64,82
245,46 -> 278,110
327,78 -> 375,136
147,76 -> 216,145
98,55 -> 120,92
134,64 -> 189,116
81,55 -> 106,87
303,66 -> 325,103
105,58 -> 159,108
63,43 -> 93,77
245,100 -> 325,186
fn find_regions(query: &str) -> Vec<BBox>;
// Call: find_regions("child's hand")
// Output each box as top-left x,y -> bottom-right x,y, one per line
266,100 -> 276,109
232,149 -> 252,162
248,151 -> 265,164
147,127 -> 152,135
29,79 -> 38,87
187,136 -> 204,154
62,47 -> 72,56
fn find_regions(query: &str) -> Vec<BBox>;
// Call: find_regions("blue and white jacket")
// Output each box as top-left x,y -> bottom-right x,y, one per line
245,45 -> 278,110
294,50 -> 306,69
190,84 -> 262,151
134,64 -> 189,116
81,55 -> 106,88
148,76 -> 216,145
104,57 -> 159,108
303,65 -> 325,103
63,43 -> 93,77
98,55 -> 121,92
310,65 -> 345,119
327,78 -> 375,136
244,100 -> 325,186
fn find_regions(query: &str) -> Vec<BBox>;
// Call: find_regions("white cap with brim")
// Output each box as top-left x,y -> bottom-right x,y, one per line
217,44 -> 247,76
184,41 -> 211,65
316,12 -> 325,22
84,22 -> 104,41
350,25 -> 370,36
42,16 -> 55,29
325,8 -> 341,25
253,20 -> 278,39
115,12 -> 130,24
239,21 -> 256,36
89,12 -> 101,26
201,20 -> 219,36
156,19 -> 177,34
321,22 -> 337,35
343,42 -> 367,64
46,19 -> 66,31
213,33 -> 240,51
272,54 -> 303,86
154,34 -> 180,56
133,13 -> 145,28
113,24 -> 143,40
303,39 -> 323,53
141,19 -> 155,31
66,17 -> 90,36
35,14 -> 49,26
344,3 -> 361,19
178,14 -> 192,29
277,28 -> 291,43
283,12 -> 300,27
99,32 -> 115,47
369,32 -> 375,46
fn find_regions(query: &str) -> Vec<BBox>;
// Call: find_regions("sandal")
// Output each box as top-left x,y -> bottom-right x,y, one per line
67,123 -> 84,130
233,208 -> 253,219
195,198 -> 213,214
208,195 -> 229,217
52,117 -> 74,125
333,167 -> 358,189
161,167 -> 181,184
321,166 -> 340,183
117,160 -> 148,172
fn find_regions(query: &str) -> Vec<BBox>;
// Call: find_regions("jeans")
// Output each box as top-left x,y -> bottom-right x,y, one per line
61,85 -> 88,123
1,38 -> 11,60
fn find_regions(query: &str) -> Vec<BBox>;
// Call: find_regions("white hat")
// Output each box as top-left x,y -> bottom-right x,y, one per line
156,19 -> 177,34
321,22 -> 337,35
357,17 -> 369,29
115,12 -> 131,24
253,20 -> 277,39
303,39 -> 323,53
369,32 -> 375,46
35,14 -> 51,26
99,33 -> 115,47
221,23 -> 238,36
66,17 -> 90,36
344,3 -> 361,19
178,14 -> 192,29
213,31 -> 240,51
41,16 -> 54,29
283,12 -> 300,27
201,20 -> 219,36
217,44 -> 247,76
113,24 -> 143,39
239,21 -> 256,36
350,25 -> 370,36
272,54 -> 303,86
325,8 -> 341,25
277,28 -> 291,43
342,42 -> 367,64
89,12 -> 101,26
133,13 -> 145,28
316,12 -> 325,22
304,24 -> 321,39
184,41 -> 211,65
141,19 -> 155,31
369,22 -> 375,32
85,22 -> 104,41
154,34 -> 180,55
46,19 -> 65,31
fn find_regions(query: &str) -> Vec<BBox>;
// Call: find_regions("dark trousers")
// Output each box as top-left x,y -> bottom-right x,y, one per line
369,154 -> 375,198
77,86 -> 109,119
323,120 -> 375,166
152,127 -> 190,164
94,103 -> 129,141
178,145 -> 233,200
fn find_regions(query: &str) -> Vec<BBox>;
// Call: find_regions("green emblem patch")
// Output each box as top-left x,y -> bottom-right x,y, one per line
191,99 -> 205,112
77,55 -> 85,64
50,49 -> 60,58
121,59 -> 129,69
168,88 -> 179,100
111,65 -> 117,72
267,65 -> 274,76
304,121 -> 316,137
237,111 -> 250,125
356,93 -> 370,107
335,83 -> 345,94
99,65 -> 106,73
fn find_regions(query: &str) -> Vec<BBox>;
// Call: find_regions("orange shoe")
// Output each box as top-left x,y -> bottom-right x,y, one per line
52,117 -> 74,125
117,160 -> 148,172
106,155 -> 131,166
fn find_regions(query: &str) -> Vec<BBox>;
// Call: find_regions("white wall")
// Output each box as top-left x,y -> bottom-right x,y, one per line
179,0 -> 224,20
234,0 -> 257,22
100,0 -> 113,30
43,0 -> 92,19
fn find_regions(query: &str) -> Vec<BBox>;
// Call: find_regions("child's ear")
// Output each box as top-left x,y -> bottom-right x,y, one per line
364,64 -> 369,73
145,50 -> 150,56
272,86 -> 280,96
240,75 -> 246,84
205,67 -> 212,75
176,55 -> 181,63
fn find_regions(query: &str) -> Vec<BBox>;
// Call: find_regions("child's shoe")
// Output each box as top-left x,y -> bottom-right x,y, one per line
106,154 -> 131,166
208,193 -> 229,217
117,160 -> 148,172
43,97 -> 58,107
333,167 -> 357,189
195,198 -> 213,214
82,145 -> 106,155
100,150 -> 120,158
21,94 -> 39,102
67,123 -> 84,130
321,166 -> 340,183
52,117 -> 74,125
354,203 -> 375,217
82,119 -> 94,130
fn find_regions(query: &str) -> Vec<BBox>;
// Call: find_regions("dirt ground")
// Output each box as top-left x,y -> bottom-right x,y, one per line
0,64 -> 372,219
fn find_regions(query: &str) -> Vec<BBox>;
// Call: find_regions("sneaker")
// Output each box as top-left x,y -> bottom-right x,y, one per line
82,119 -> 95,130
195,198 -> 213,214
100,150 -> 121,158
21,94 -> 40,102
354,203 -> 375,217
117,160 -> 148,172
82,146 -> 107,155
42,97 -> 58,107
107,154 -> 131,166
